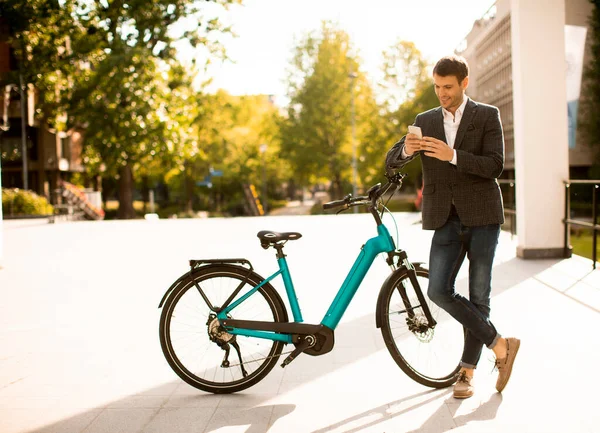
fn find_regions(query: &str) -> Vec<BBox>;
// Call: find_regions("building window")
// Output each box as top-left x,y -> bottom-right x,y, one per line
1,136 -> 22,162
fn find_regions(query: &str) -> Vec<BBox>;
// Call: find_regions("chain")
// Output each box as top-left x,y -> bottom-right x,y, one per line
226,349 -> 295,368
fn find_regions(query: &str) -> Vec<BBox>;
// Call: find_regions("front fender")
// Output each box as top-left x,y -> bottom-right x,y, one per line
375,262 -> 427,329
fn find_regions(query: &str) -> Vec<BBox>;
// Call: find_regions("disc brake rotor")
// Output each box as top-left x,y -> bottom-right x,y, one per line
407,315 -> 434,342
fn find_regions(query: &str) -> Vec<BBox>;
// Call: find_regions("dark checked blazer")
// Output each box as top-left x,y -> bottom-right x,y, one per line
386,99 -> 505,230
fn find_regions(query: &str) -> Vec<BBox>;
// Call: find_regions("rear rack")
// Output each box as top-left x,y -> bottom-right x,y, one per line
190,259 -> 253,270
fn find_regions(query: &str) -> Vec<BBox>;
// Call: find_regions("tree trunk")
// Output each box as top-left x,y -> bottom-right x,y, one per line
117,164 -> 136,219
141,175 -> 149,214
331,174 -> 343,199
185,162 -> 193,214
94,174 -> 102,193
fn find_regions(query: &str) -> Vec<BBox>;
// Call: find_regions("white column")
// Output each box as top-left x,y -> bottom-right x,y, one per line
511,0 -> 570,258
0,158 -> 3,268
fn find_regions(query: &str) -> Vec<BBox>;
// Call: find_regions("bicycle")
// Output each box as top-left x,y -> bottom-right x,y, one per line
158,172 -> 464,394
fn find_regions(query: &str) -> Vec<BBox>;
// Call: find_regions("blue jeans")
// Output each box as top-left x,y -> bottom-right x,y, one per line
428,213 -> 501,368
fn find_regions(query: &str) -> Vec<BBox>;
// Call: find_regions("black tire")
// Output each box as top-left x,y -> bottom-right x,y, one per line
159,264 -> 288,394
378,267 -> 463,388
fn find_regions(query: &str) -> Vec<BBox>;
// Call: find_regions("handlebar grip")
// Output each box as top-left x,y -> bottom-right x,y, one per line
323,194 -> 352,210
323,199 -> 346,210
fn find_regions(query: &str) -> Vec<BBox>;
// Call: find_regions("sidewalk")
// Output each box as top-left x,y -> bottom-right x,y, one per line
268,199 -> 316,216
0,214 -> 598,433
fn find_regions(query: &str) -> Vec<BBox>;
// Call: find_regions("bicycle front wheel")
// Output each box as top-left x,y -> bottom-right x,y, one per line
159,265 -> 288,394
378,267 -> 463,388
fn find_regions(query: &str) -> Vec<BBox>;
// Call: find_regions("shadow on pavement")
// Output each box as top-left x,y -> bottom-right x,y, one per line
19,253 -> 557,433
406,393 -> 503,433
309,389 -> 451,433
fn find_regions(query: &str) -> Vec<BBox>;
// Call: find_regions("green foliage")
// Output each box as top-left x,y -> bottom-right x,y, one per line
3,0 -> 242,219
359,42 -> 436,191
280,29 -> 437,197
3,3 -> 441,215
281,22 -> 378,198
570,228 -> 600,262
1,188 -> 54,216
580,1 -> 600,163
0,0 -> 84,124
378,40 -> 432,110
160,91 -> 289,216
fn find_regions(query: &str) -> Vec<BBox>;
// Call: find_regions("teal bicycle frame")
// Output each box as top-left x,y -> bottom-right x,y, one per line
216,223 -> 396,343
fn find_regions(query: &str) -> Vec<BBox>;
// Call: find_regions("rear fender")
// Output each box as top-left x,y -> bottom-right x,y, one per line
158,263 -> 250,308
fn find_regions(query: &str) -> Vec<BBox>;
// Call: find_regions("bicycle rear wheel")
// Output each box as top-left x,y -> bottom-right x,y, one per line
159,265 -> 288,394
378,267 -> 463,388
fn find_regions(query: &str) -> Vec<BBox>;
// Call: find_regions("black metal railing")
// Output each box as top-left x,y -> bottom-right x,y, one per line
498,179 -> 516,237
499,178 -> 599,268
564,180 -> 600,269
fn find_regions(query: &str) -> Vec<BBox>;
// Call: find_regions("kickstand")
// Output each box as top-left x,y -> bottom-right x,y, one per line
220,343 -> 231,368
230,339 -> 248,377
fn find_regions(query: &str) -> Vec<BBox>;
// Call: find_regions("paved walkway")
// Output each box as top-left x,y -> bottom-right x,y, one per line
268,199 -> 316,216
0,214 -> 598,433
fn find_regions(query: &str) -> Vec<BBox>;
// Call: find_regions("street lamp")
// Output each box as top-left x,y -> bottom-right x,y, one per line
259,143 -> 268,214
349,72 -> 358,213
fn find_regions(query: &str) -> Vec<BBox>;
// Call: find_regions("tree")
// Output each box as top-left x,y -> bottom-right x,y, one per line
218,93 -> 288,214
358,40 -> 436,191
2,0 -> 241,218
0,0 -> 87,129
75,0 -> 242,218
160,90 -> 288,216
580,1 -> 600,169
378,40 -> 431,111
280,22 -> 375,199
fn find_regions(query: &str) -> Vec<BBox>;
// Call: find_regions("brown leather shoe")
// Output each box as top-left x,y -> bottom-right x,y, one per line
453,371 -> 474,399
495,337 -> 521,392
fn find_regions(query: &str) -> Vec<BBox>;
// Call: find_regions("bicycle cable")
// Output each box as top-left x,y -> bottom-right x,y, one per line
379,184 -> 400,248
381,202 -> 400,248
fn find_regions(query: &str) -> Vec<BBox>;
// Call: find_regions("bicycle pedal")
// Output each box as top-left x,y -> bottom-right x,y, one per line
280,335 -> 315,368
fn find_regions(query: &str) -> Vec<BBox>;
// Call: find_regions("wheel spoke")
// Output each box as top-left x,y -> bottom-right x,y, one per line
380,270 -> 463,387
160,266 -> 285,393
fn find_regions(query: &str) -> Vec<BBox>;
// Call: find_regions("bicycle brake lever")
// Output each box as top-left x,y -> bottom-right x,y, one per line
335,205 -> 350,215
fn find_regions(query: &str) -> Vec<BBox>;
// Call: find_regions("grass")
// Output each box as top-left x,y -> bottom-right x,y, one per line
570,230 -> 600,263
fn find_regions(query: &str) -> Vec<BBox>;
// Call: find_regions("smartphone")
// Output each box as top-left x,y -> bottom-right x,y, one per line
408,125 -> 422,139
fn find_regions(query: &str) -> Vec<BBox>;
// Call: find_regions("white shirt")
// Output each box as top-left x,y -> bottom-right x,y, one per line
442,96 -> 469,165
402,96 -> 469,165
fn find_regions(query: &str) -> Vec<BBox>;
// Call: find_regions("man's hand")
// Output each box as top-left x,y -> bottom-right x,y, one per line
404,133 -> 422,156
421,137 -> 454,161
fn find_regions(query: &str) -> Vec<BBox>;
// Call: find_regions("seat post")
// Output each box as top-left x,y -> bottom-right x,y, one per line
274,244 -> 286,259
275,247 -> 303,322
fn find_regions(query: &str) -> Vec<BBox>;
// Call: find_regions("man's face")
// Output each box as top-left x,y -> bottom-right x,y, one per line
433,74 -> 469,113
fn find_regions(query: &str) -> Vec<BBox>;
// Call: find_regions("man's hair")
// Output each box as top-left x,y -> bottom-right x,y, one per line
433,55 -> 469,84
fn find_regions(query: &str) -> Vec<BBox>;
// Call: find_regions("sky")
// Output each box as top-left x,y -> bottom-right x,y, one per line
194,0 -> 497,105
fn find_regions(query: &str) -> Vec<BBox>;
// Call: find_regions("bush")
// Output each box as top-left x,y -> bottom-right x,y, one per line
2,188 -> 54,216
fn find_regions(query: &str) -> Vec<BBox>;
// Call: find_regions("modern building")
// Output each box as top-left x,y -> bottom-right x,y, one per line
456,0 -> 594,179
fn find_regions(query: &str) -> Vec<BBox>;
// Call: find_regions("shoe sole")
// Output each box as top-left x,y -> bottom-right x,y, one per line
496,338 -> 521,392
453,391 -> 474,399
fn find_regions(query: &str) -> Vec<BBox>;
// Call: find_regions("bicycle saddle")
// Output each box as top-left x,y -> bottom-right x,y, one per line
257,230 -> 302,247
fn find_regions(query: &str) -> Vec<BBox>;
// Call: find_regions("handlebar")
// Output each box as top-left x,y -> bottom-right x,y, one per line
322,193 -> 368,210
322,172 -> 406,212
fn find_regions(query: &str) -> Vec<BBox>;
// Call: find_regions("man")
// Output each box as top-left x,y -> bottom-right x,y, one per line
385,55 -> 520,399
